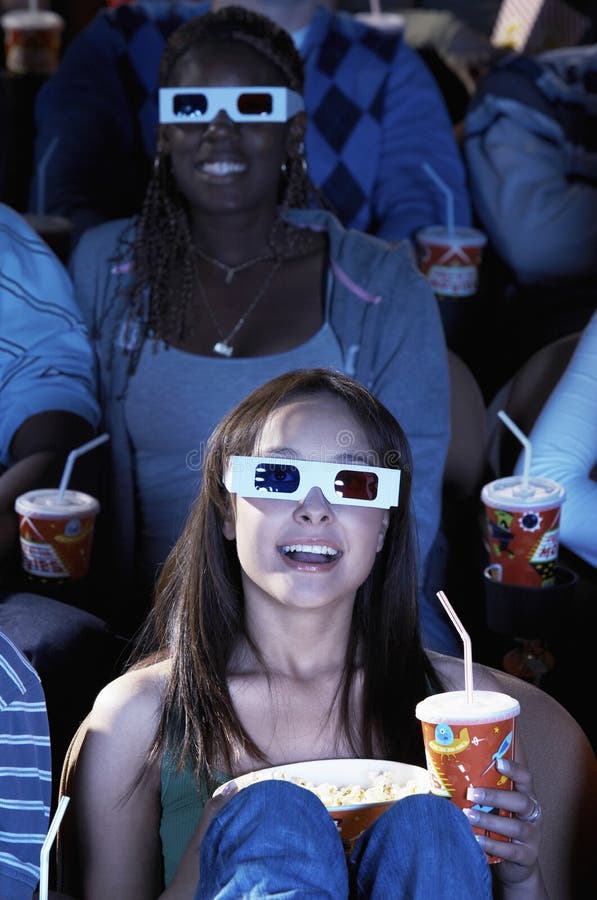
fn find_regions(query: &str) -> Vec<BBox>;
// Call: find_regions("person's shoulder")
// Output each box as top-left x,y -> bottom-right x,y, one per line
74,216 -> 136,261
0,629 -> 44,707
290,207 -> 428,299
77,659 -> 169,790
0,202 -> 43,246
89,657 -> 169,734
286,207 -> 412,257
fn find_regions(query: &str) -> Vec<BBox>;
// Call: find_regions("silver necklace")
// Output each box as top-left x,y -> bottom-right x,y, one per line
194,244 -> 275,284
196,258 -> 282,357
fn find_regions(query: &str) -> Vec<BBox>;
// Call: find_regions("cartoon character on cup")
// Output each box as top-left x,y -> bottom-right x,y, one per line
488,509 -> 516,558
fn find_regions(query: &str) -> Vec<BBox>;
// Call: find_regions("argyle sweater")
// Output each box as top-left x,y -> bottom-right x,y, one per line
31,1 -> 471,244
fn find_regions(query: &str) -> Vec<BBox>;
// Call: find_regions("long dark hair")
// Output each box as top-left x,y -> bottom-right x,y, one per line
117,5 -> 329,373
131,368 -> 444,797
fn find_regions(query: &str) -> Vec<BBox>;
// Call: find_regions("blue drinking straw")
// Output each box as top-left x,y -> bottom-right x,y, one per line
57,433 -> 110,502
422,162 -> 455,235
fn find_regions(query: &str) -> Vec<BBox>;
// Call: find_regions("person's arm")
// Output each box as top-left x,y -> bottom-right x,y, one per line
30,9 -> 149,244
73,667 -> 165,899
362,243 -> 453,651
464,88 -> 597,283
372,37 -> 472,241
162,789 -> 236,899
0,206 -> 101,565
0,632 -> 51,899
514,312 -> 597,566
0,411 -> 96,565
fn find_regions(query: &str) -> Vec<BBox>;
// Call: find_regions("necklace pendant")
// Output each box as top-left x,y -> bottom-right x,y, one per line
213,340 -> 234,358
224,269 -> 234,285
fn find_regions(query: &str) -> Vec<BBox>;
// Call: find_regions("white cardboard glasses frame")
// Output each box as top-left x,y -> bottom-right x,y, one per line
224,456 -> 401,509
158,86 -> 305,123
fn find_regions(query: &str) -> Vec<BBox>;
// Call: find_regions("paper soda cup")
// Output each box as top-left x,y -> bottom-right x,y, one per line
1,10 -> 64,76
416,690 -> 520,863
482,476 -> 566,587
15,489 -> 99,581
415,225 -> 487,298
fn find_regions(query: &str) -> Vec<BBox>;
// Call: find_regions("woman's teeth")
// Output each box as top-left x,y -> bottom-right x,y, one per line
201,161 -> 246,175
281,544 -> 340,561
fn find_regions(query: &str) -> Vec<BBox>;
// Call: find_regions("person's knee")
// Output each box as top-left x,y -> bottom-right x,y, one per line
199,780 -> 348,898
214,779 -> 337,840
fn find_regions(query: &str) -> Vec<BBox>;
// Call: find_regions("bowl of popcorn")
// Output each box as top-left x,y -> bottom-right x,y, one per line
214,758 -> 431,851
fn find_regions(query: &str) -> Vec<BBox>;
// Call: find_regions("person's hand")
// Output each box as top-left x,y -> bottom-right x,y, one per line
161,781 -> 238,898
195,781 -> 239,853
463,757 -> 547,896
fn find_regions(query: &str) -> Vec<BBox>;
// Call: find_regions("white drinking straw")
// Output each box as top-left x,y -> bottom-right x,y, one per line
38,795 -> 70,900
422,162 -> 455,235
436,591 -> 473,703
57,433 -> 110,502
36,135 -> 59,215
369,0 -> 382,13
497,409 -> 532,494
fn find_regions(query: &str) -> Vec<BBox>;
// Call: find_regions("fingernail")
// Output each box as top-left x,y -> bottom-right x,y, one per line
474,834 -> 486,848
221,780 -> 237,797
463,807 -> 480,824
467,786 -> 483,802
496,757 -> 509,772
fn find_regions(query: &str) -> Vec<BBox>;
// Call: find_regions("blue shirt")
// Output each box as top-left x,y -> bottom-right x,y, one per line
0,203 -> 100,469
0,630 -> 51,898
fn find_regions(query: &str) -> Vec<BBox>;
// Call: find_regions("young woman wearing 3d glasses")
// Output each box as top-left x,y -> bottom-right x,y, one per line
69,6 -> 455,655
70,368 -> 546,899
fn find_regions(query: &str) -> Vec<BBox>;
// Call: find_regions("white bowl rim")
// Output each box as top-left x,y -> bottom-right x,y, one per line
213,758 -> 431,810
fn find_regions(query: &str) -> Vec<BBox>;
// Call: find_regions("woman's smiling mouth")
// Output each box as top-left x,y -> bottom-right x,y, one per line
199,160 -> 247,176
279,544 -> 342,564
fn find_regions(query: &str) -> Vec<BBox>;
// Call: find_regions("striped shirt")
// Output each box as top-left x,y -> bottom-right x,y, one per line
0,630 -> 51,898
0,202 -> 100,470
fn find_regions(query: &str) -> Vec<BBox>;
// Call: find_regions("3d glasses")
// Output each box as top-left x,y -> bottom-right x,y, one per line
224,456 -> 401,509
158,86 -> 305,123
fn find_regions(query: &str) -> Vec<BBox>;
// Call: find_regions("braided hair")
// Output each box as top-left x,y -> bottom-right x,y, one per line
118,5 -> 328,370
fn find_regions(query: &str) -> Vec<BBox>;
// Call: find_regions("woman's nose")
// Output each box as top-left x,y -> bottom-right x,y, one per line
205,109 -> 236,133
293,487 -> 334,523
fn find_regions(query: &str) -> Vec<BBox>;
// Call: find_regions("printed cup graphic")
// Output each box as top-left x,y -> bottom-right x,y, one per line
415,225 -> 487,298
1,10 -> 64,76
15,489 -> 100,581
482,476 -> 566,587
416,690 -> 520,863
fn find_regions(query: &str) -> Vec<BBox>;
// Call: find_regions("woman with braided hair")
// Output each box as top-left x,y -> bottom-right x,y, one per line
71,5 -> 456,656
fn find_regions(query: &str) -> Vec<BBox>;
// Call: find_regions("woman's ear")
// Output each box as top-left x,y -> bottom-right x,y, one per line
157,123 -> 169,154
222,499 -> 237,541
286,111 -> 306,159
376,511 -> 390,553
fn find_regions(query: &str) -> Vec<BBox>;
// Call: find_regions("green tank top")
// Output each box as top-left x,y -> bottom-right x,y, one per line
160,754 -> 229,886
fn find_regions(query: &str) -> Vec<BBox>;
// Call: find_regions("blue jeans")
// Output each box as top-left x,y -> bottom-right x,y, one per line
196,780 -> 492,899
